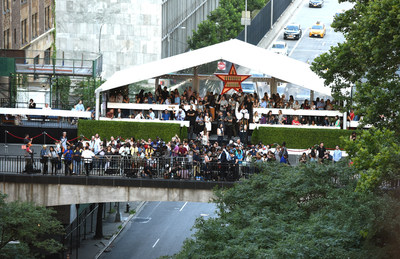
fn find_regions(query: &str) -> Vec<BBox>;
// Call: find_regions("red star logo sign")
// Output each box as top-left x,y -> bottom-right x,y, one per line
215,64 -> 251,95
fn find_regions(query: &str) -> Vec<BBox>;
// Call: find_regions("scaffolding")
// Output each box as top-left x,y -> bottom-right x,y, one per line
0,49 -> 102,109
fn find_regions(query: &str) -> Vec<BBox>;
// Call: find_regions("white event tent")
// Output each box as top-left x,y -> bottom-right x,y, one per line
95,39 -> 329,119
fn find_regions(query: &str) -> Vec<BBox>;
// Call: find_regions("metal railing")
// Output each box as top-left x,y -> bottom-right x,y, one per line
0,155 -> 258,181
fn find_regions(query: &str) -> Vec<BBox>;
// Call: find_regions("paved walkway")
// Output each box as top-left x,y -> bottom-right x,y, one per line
69,201 -> 145,259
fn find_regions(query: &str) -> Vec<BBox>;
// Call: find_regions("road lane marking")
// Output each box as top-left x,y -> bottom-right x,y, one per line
179,201 -> 188,212
289,29 -> 307,57
152,238 -> 160,248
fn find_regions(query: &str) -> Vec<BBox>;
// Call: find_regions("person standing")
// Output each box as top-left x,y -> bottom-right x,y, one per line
81,146 -> 96,176
317,142 -> 326,164
63,145 -> 73,176
72,146 -> 82,175
24,142 -> 34,172
333,145 -> 342,163
49,146 -> 59,175
217,123 -> 224,146
60,132 -> 69,152
40,145 -> 50,174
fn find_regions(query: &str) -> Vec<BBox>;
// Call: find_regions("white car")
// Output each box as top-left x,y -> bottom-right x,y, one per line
271,41 -> 288,56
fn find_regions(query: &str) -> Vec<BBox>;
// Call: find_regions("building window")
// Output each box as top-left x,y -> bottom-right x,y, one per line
34,55 -> 39,64
3,29 -> 10,49
45,6 -> 52,30
13,28 -> 16,44
21,19 -> 27,45
32,13 -> 38,38
44,48 -> 51,65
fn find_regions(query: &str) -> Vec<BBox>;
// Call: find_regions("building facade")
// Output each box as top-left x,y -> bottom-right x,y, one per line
0,0 -> 55,59
55,0 -> 219,79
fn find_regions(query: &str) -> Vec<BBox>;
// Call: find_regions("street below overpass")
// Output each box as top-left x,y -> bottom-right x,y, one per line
100,201 -> 217,259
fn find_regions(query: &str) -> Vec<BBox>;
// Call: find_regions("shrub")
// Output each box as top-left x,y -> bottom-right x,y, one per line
251,127 -> 357,149
78,120 -> 187,141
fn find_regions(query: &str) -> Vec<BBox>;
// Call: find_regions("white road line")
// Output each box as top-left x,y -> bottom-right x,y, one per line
152,238 -> 160,248
179,201 -> 188,212
288,29 -> 307,56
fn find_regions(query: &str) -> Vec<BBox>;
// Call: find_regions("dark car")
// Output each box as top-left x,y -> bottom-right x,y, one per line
309,0 -> 323,8
283,24 -> 302,40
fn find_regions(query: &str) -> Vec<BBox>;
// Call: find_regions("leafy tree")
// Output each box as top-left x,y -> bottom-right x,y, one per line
171,163 -> 400,258
344,128 -> 400,192
0,193 -> 64,258
188,0 -> 267,50
311,0 -> 400,132
57,76 -> 71,109
73,78 -> 104,110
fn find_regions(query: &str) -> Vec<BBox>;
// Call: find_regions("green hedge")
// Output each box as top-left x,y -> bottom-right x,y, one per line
78,120 -> 187,141
251,127 -> 357,149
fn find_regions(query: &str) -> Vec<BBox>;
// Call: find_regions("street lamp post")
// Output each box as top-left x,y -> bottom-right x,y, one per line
98,24 -> 104,53
245,0 -> 248,43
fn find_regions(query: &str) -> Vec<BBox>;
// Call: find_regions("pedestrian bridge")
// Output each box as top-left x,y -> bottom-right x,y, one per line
0,173 -> 234,206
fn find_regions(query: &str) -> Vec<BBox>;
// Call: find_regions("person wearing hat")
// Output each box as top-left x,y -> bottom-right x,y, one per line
40,145 -> 50,174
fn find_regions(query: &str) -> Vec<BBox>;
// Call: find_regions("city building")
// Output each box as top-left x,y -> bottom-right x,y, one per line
55,0 -> 219,79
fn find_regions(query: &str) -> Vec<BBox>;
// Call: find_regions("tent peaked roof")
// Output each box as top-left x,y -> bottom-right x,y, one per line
96,39 -> 330,96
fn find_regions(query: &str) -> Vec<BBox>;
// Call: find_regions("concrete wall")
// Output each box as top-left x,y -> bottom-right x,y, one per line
1,182 -> 214,206
55,0 -> 162,79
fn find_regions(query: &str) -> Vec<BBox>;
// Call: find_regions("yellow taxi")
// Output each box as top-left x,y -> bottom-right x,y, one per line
309,21 -> 326,38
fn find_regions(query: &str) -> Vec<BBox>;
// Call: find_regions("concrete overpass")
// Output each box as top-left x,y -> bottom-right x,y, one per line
0,173 -> 235,206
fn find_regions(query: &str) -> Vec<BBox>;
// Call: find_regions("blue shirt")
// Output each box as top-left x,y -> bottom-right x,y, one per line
174,96 -> 181,104
63,149 -> 73,161
333,150 -> 342,162
76,103 -> 85,111
260,101 -> 267,108
280,156 -> 288,164
162,112 -> 171,120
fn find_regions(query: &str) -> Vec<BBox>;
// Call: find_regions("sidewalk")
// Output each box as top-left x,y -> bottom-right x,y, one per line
70,201 -> 145,259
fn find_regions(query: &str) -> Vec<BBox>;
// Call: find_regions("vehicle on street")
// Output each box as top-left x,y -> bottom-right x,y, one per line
283,24 -> 302,40
271,41 -> 288,56
309,0 -> 324,8
309,21 -> 326,38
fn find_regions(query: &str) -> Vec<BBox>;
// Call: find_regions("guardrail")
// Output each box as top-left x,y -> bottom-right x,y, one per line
0,108 -> 92,118
0,155 -> 258,181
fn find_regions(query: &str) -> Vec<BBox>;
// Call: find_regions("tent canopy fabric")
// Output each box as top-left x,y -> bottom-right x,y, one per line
96,39 -> 330,96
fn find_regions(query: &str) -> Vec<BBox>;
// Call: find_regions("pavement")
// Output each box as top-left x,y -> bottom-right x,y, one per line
69,201 -> 146,259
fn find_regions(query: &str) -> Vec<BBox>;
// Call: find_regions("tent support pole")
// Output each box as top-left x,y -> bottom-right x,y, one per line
193,66 -> 199,93
95,91 -> 100,120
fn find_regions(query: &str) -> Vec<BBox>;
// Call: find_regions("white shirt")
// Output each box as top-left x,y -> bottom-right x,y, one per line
135,113 -> 144,119
81,149 -> 95,163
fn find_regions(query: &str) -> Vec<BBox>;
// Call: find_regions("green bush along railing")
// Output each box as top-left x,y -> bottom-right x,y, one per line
78,120 -> 187,141
251,127 -> 356,149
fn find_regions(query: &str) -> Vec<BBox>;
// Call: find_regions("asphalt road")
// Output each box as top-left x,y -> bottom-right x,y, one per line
268,0 -> 354,100
100,201 -> 217,259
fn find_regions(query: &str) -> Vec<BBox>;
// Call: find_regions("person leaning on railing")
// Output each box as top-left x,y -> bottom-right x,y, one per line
40,145 -> 50,174
81,146 -> 97,176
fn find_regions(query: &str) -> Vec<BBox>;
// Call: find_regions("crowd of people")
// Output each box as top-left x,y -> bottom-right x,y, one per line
25,130 -> 345,181
106,86 -> 345,140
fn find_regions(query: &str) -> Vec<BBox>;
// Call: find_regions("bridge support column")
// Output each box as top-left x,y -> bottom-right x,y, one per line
115,202 -> 121,222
